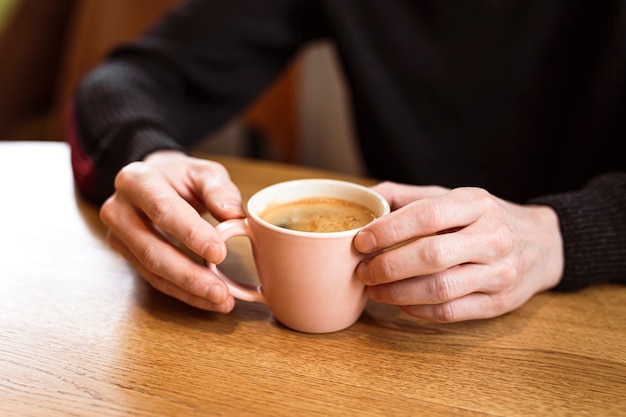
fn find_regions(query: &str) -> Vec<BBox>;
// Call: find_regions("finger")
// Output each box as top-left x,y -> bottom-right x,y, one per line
141,151 -> 244,218
358,223 -> 509,285
370,181 -> 449,210
113,165 -> 227,264
108,231 -> 235,313
366,261 -> 527,322
399,291 -> 516,323
101,197 -> 232,306
355,187 -> 491,254
187,160 -> 245,221
365,263 -> 505,304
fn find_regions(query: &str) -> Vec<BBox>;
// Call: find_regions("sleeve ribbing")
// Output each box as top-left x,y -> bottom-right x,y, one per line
529,172 -> 626,291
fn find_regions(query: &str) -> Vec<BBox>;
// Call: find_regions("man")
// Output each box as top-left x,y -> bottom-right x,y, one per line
70,0 -> 626,322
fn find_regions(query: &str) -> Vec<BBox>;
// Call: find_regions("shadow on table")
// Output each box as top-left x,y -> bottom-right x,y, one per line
357,294 -> 549,355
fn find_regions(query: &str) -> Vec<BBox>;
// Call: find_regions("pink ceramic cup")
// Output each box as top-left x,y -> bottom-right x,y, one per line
208,179 -> 390,333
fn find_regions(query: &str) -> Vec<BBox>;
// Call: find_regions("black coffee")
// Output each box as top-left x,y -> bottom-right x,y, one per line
261,197 -> 376,232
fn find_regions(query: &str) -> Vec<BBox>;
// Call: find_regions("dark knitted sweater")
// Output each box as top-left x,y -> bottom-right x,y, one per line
71,0 -> 626,292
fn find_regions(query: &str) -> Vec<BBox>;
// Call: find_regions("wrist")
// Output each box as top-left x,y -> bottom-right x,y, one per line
530,204 -> 564,291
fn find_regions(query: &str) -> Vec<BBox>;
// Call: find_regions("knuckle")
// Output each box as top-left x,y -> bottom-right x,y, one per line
373,255 -> 395,282
99,198 -> 115,226
148,196 -> 175,225
388,221 -> 401,241
498,263 -> 518,288
432,302 -> 457,323
114,161 -> 146,189
422,239 -> 452,269
468,186 -> 492,204
194,160 -> 230,185
431,273 -> 456,302
467,187 -> 499,215
489,291 -> 512,315
140,244 -> 163,273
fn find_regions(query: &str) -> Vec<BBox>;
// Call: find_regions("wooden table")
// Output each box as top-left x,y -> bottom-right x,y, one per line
1,141 -> 624,416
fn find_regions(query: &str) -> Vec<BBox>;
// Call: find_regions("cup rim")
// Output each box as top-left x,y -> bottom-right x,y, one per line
246,178 -> 390,238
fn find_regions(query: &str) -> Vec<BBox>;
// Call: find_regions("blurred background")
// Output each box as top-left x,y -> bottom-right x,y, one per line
0,0 -> 364,175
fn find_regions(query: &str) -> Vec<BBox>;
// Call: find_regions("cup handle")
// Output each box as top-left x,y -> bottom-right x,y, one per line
207,218 -> 267,305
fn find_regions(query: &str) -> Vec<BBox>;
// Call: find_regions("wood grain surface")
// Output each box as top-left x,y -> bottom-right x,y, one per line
1,141 -> 624,416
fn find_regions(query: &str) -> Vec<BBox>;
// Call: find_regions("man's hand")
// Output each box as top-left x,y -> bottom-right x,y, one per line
100,150 -> 245,312
355,182 -> 564,322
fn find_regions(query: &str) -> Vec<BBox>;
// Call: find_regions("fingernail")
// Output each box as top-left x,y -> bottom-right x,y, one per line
221,201 -> 245,216
355,230 -> 377,253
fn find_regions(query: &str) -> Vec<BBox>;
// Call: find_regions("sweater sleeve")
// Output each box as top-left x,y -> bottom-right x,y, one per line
70,0 -> 306,205
529,172 -> 626,291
